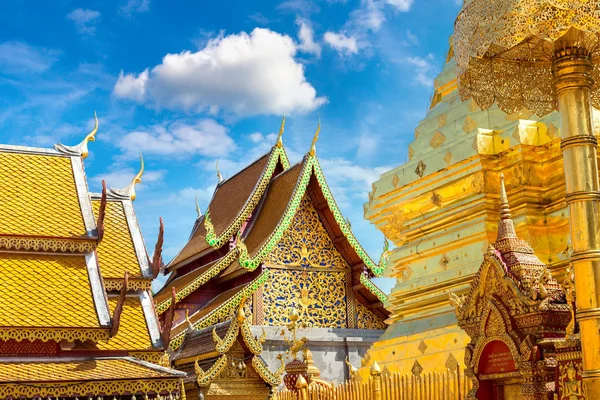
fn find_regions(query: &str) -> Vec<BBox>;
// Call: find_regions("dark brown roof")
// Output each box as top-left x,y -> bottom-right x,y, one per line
154,261 -> 216,305
173,320 -> 232,363
168,152 -> 272,270
244,162 -> 303,256
171,282 -> 249,338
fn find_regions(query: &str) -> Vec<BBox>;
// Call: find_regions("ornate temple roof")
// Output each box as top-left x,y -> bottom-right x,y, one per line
0,148 -> 94,240
173,301 -> 284,394
0,118 -> 183,398
168,147 -> 289,271
0,252 -> 109,342
0,356 -> 185,398
157,121 -> 390,352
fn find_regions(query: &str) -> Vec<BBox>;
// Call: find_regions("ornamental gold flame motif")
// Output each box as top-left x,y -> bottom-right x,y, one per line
454,0 -> 600,116
263,196 -> 350,328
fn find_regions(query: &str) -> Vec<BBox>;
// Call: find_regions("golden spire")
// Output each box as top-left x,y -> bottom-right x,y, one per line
499,173 -> 511,220
496,173 -> 516,241
308,117 -> 320,156
216,160 -> 223,183
195,193 -> 202,218
276,114 -> 285,148
54,111 -> 99,158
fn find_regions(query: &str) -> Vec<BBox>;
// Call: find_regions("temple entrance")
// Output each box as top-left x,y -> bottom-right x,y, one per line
474,341 -> 525,400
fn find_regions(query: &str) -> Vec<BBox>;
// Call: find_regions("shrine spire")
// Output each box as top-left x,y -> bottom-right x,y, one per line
496,173 -> 517,241
308,117 -> 320,157
276,114 -> 285,148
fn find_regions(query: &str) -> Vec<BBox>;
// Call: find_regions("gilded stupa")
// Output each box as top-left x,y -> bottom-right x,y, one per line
362,38 -> 581,376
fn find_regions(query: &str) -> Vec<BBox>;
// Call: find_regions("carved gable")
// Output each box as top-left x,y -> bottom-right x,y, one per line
262,195 -> 383,329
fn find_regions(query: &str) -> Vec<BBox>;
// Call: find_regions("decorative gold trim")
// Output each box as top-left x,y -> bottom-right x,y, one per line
0,236 -> 96,253
252,355 -> 285,387
0,327 -> 110,343
170,270 -> 270,350
104,278 -> 151,291
156,250 -> 238,314
195,354 -> 228,387
129,351 -> 163,364
0,378 -> 182,398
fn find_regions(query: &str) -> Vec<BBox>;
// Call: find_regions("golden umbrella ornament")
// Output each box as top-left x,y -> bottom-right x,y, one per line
454,0 -> 600,398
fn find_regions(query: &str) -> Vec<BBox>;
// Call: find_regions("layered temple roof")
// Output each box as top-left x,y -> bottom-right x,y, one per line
172,301 -> 284,398
156,120 -> 389,351
0,118 -> 184,398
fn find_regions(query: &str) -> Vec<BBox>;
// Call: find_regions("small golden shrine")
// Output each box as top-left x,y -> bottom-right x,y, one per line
451,175 -> 573,399
172,300 -> 284,399
0,115 -> 184,398
155,119 -> 389,385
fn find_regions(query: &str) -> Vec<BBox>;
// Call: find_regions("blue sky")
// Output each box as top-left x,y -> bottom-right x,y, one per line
0,0 -> 461,293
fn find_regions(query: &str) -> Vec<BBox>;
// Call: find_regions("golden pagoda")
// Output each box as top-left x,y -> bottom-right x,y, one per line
155,120 -> 389,389
362,38 -> 578,377
0,115 -> 184,398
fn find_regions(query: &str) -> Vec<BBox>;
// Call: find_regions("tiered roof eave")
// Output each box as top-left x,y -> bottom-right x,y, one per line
158,139 -> 390,347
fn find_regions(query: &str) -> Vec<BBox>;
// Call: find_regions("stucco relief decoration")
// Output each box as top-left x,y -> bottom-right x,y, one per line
263,269 -> 347,328
266,196 -> 347,269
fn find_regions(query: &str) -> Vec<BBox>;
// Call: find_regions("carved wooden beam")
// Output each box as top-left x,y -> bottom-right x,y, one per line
96,181 -> 107,243
161,287 -> 177,347
148,217 -> 164,279
110,271 -> 128,337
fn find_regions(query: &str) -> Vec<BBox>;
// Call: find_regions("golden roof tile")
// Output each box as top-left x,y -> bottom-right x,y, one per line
97,297 -> 153,351
0,253 -> 101,330
0,357 -> 175,381
93,200 -> 143,278
0,151 -> 87,238
0,357 -> 185,398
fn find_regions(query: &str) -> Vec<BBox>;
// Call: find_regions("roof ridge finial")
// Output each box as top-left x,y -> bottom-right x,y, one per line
496,172 -> 517,241
308,115 -> 320,156
276,114 -> 285,148
108,154 -> 144,201
195,193 -> 202,218
130,154 -> 144,201
216,160 -> 223,183
54,111 -> 98,158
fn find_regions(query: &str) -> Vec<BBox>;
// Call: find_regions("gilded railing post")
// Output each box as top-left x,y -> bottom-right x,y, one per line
553,44 -> 600,397
371,361 -> 382,400
296,374 -> 308,400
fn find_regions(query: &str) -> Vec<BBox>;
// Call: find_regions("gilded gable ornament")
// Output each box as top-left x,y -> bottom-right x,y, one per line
54,111 -> 98,158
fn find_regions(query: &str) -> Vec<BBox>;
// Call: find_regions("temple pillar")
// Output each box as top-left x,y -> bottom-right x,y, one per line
554,46 -> 600,396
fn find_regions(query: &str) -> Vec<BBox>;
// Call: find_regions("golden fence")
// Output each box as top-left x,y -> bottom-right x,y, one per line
274,367 -> 473,400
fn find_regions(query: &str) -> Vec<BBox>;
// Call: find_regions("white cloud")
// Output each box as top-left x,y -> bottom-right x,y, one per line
113,28 -> 326,116
119,0 -> 150,16
94,168 -> 166,189
249,132 -> 265,143
297,19 -> 321,57
351,0 -> 386,32
118,119 -> 235,158
405,54 -> 436,86
323,32 -> 359,55
0,42 -> 60,74
67,8 -> 101,35
113,69 -> 148,101
277,0 -> 319,16
385,0 -> 414,12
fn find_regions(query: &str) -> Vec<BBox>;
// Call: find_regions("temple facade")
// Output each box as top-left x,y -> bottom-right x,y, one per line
0,117 -> 184,398
362,39 -> 580,377
156,122 -> 389,391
